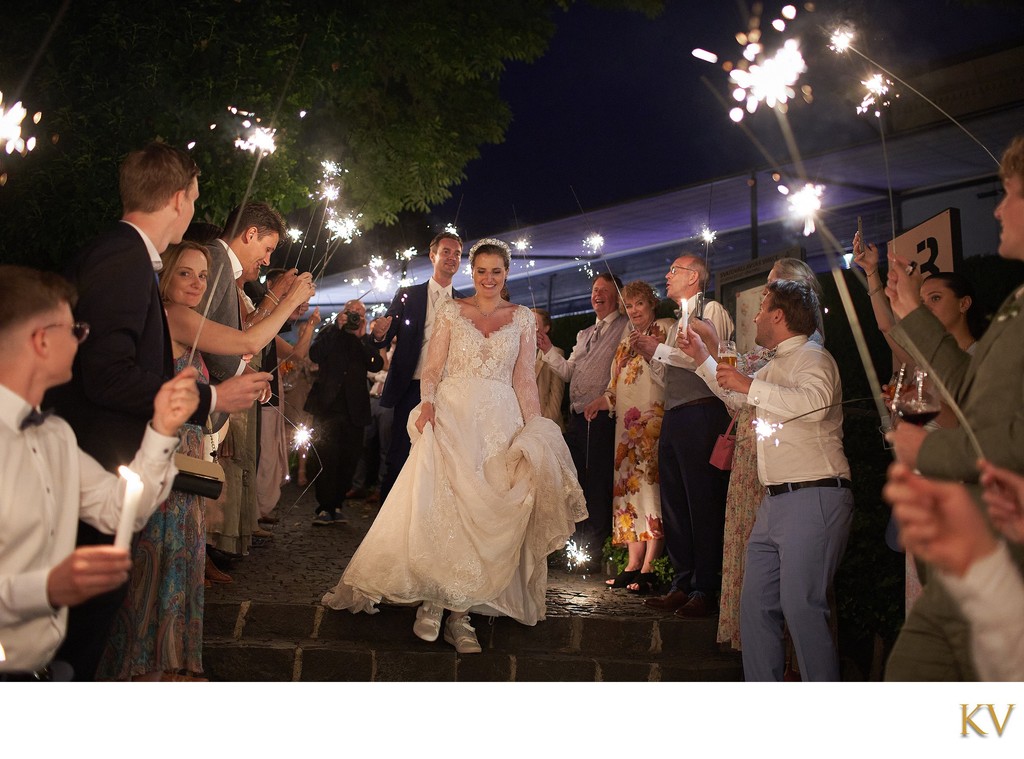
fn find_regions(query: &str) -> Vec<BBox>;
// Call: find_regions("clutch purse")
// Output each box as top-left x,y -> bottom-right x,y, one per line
709,412 -> 739,471
173,453 -> 225,499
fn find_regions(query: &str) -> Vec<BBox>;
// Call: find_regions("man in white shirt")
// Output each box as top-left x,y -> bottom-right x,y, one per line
680,279 -> 853,680
0,265 -> 198,678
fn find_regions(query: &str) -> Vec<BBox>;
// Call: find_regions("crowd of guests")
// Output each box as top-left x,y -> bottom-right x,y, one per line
5,134 -> 1024,682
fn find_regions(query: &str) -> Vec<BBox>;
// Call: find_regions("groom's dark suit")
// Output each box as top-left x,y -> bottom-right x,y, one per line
46,221 -> 213,680
374,280 -> 462,501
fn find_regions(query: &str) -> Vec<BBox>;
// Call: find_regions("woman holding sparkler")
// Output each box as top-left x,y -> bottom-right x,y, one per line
98,240 -> 314,681
584,281 -> 672,594
323,239 -> 585,654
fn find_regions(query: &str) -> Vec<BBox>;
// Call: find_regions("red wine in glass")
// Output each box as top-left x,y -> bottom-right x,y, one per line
897,406 -> 940,426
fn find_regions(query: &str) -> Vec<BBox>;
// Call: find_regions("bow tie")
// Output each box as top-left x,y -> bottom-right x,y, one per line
20,408 -> 52,430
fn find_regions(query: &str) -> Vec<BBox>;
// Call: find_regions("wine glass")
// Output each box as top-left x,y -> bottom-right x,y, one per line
895,369 -> 940,426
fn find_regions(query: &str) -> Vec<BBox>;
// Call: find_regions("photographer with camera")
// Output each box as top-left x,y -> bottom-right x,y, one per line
304,300 -> 383,525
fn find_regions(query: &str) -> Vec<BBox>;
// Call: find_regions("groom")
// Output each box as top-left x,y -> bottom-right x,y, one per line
371,231 -> 464,503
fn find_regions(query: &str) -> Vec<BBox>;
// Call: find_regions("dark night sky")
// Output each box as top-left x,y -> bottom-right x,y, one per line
431,0 -> 1024,239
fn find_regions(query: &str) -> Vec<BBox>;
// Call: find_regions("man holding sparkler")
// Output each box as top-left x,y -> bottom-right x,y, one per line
1,265 -> 198,679
633,254 -> 733,618
679,279 -> 852,680
881,134 -> 1024,681
537,272 -> 628,564
371,231 -> 464,504
47,142 -> 273,680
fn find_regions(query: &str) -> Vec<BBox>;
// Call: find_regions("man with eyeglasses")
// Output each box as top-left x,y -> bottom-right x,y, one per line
370,231 -> 465,504
631,254 -> 734,618
1,265 -> 199,680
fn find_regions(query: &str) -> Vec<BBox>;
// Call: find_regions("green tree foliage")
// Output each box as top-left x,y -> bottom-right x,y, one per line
0,0 -> 660,268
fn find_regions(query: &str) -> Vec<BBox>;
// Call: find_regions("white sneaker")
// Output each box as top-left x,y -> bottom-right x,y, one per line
443,614 -> 482,654
412,601 -> 443,642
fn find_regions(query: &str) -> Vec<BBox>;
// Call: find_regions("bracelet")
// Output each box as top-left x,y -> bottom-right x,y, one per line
867,283 -> 884,296
265,290 -> 280,305
864,269 -> 876,279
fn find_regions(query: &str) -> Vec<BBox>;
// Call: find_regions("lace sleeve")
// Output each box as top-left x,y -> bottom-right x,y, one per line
513,307 -> 542,423
419,299 -> 454,404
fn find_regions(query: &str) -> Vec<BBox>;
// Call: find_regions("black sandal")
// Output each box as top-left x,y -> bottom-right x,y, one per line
627,572 -> 659,595
605,569 -> 641,588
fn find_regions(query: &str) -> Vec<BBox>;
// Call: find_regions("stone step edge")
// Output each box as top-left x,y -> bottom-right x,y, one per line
202,641 -> 743,682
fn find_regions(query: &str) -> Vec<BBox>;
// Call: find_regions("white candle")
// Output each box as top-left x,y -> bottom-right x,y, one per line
114,466 -> 144,550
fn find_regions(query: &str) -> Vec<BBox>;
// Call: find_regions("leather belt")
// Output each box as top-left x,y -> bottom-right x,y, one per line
766,477 -> 852,496
667,397 -> 720,411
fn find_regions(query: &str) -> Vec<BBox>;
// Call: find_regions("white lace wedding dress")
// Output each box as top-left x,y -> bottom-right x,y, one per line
322,299 -> 587,625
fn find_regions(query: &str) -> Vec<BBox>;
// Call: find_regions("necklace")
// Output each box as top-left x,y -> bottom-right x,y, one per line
473,296 -> 501,317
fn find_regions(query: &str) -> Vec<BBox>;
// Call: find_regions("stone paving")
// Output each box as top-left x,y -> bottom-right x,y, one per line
206,481 -> 666,620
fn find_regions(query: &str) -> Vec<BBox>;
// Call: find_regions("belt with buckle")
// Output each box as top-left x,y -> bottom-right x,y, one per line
766,477 -> 852,497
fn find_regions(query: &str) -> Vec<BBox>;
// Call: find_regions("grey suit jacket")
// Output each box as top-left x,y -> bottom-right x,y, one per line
891,291 -> 1024,481
197,239 -> 245,384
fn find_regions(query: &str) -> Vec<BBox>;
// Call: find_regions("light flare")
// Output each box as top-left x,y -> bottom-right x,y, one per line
729,38 -> 806,118
292,424 -> 312,450
783,182 -> 825,236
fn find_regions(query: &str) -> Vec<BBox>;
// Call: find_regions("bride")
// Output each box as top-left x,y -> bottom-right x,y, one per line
323,238 -> 586,653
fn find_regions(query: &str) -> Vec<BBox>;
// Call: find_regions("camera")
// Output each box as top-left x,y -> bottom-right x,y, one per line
343,310 -> 363,331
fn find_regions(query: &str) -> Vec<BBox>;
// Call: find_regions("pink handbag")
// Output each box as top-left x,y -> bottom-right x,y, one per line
709,412 -> 739,471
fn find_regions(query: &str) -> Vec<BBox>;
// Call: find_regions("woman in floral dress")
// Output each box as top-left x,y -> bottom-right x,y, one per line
584,281 -> 674,594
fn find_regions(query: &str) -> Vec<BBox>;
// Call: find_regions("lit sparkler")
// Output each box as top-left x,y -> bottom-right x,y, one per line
0,93 -> 42,156
287,228 -> 303,243
857,73 -> 896,117
563,540 -> 592,571
753,417 -> 783,446
729,38 -> 806,118
234,126 -> 277,155
700,226 -> 717,244
292,424 -> 313,450
444,222 -> 459,236
780,182 -> 824,236
326,212 -> 362,244
576,233 -> 604,278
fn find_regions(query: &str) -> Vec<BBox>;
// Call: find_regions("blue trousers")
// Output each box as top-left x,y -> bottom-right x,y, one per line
740,486 -> 853,681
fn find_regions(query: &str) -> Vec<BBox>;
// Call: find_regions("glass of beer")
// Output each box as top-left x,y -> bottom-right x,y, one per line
718,340 -> 738,368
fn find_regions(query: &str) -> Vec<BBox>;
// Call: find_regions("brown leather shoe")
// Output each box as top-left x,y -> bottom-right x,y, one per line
258,515 -> 279,525
643,590 -> 688,611
674,592 -> 715,619
252,527 -> 274,539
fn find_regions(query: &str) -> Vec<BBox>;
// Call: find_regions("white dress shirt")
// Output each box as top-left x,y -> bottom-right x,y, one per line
120,220 -> 162,271
413,278 -> 453,379
695,334 -> 850,486
0,384 -> 179,671
937,541 -> 1024,681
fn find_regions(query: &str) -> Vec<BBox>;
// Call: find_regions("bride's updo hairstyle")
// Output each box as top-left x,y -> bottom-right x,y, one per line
469,238 -> 512,270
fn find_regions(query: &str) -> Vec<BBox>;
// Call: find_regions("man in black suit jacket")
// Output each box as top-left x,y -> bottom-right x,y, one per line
371,231 -> 463,502
306,300 -> 383,524
46,142 -> 273,680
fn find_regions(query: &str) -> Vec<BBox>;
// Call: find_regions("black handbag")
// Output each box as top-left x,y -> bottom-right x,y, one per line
172,453 -> 225,499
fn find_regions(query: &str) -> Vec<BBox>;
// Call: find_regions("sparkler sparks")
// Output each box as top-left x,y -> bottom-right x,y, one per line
729,38 -> 806,118
292,424 -> 313,450
575,234 -> 605,278
0,93 -> 42,157
287,228 -> 303,243
234,126 -> 277,155
829,30 -> 854,53
857,73 -> 896,116
326,212 -> 362,244
563,540 -> 592,571
780,182 -> 825,236
700,226 -> 717,244
753,417 -> 783,445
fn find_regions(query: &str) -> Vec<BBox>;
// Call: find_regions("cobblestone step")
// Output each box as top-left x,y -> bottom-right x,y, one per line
202,601 -> 743,682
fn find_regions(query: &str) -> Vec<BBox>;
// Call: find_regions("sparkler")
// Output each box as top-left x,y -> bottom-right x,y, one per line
563,539 -> 592,572
857,73 -> 896,117
780,182 -> 824,236
728,38 -> 806,119
576,233 -> 604,278
234,126 -> 277,156
828,28 -> 999,166
292,424 -> 312,450
0,93 -> 42,157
